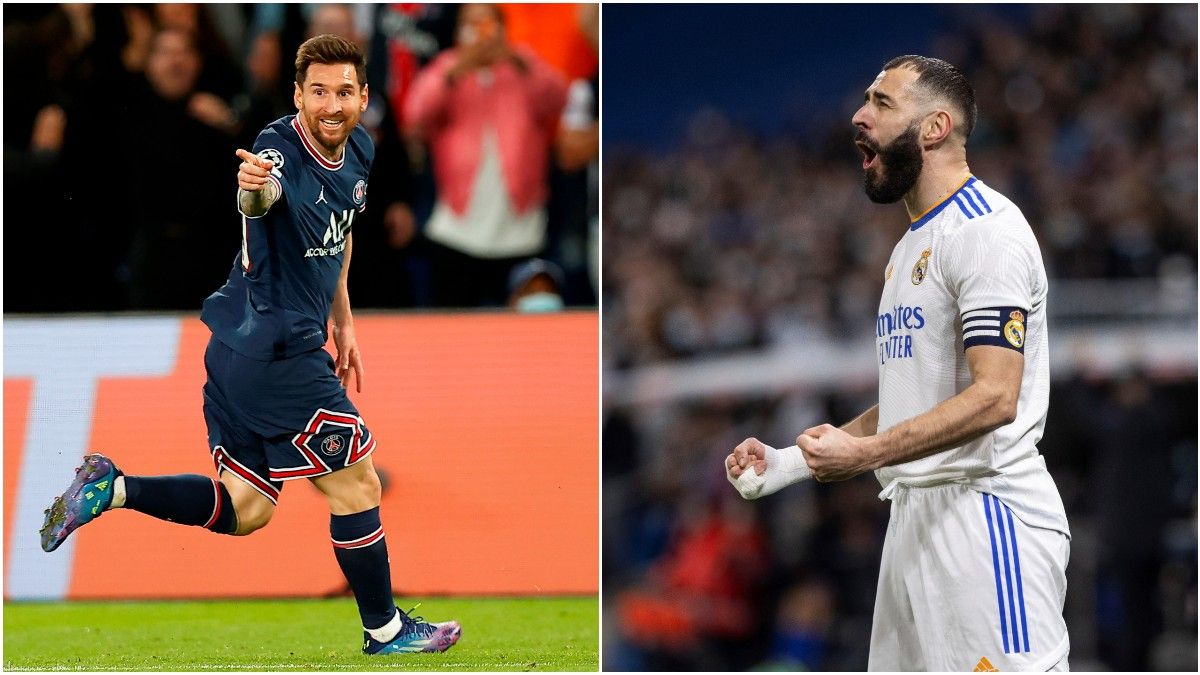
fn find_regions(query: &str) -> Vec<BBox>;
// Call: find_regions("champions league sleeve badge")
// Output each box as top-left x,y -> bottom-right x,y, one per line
257,148 -> 285,178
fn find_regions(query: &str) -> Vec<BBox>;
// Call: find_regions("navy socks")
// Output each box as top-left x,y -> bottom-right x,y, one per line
122,477 -> 395,631
331,506 -> 396,630
123,475 -> 238,534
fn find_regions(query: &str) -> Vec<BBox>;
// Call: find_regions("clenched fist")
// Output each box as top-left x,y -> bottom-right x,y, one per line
796,424 -> 878,482
725,437 -> 769,480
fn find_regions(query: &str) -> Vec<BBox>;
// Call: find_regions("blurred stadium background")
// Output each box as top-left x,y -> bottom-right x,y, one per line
3,3 -> 598,667
5,2 -> 597,311
602,4 -> 1196,672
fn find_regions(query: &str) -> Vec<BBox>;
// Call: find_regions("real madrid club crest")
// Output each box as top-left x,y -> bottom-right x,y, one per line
911,248 -> 932,285
1004,310 -> 1025,348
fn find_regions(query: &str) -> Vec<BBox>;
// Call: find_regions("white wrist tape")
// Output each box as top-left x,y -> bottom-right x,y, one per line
728,444 -> 813,500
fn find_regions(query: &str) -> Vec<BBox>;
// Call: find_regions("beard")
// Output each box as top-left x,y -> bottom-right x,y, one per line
860,122 -> 923,204
303,110 -> 356,156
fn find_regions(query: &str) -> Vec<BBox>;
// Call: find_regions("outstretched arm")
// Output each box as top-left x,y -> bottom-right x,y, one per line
331,232 -> 363,392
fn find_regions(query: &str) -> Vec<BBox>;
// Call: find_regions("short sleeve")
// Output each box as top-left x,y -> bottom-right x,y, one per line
940,222 -> 1035,352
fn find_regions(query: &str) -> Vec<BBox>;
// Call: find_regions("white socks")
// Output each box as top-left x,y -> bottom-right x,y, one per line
111,475 -> 127,509
365,608 -> 402,643
728,444 -> 813,499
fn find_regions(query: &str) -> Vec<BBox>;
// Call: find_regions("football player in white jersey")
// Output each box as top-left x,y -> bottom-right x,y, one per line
725,56 -> 1071,671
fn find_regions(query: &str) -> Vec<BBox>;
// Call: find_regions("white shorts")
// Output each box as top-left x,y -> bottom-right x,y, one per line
868,483 -> 1070,671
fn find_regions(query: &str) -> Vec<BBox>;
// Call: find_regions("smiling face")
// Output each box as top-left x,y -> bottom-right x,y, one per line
851,67 -> 927,204
293,62 -> 368,159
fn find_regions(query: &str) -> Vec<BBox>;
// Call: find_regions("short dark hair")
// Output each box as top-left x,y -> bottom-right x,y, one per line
295,34 -> 367,88
883,55 -> 976,140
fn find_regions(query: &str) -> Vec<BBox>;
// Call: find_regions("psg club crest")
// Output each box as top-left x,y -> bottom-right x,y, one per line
1004,310 -> 1026,348
911,248 -> 932,285
353,180 -> 366,205
321,434 -> 345,456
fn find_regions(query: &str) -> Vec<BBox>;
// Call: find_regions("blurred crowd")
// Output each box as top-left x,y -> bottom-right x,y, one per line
603,3 -> 1195,369
4,3 -> 598,313
603,375 -> 1197,671
602,4 -> 1196,671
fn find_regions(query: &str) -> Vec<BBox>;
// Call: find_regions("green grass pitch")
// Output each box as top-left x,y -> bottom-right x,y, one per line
3,596 -> 597,671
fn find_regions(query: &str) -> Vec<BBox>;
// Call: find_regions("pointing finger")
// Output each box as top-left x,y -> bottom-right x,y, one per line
235,148 -> 261,165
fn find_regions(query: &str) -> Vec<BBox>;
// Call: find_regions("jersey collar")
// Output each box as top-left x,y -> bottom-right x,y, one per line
909,175 -> 975,231
291,116 -> 345,170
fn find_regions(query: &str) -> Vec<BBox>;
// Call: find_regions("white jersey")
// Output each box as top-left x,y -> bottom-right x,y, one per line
872,176 -> 1069,536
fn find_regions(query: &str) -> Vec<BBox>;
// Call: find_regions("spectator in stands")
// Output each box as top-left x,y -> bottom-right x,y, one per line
503,2 -> 600,305
307,3 -> 358,43
405,3 -> 567,307
153,3 -> 243,103
5,4 -> 154,312
122,27 -> 240,310
604,3 -> 1196,371
507,258 -> 566,313
1090,370 -> 1175,670
758,577 -> 837,670
615,491 -> 770,671
352,4 -> 458,308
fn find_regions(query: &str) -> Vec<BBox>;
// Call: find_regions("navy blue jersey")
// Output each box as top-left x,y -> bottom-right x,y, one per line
202,115 -> 373,360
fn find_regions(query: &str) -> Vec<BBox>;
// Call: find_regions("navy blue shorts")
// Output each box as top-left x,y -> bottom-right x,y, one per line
202,335 -> 376,504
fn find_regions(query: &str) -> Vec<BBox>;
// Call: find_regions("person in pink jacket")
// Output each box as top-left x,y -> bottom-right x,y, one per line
405,3 -> 567,307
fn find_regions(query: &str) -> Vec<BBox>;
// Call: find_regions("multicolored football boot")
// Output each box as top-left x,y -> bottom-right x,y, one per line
363,606 -> 462,655
40,454 -> 121,552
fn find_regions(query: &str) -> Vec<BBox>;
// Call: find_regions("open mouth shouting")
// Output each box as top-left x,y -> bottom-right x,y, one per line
856,137 -> 880,170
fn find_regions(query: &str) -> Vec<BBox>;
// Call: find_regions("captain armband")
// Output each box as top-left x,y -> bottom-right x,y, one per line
961,306 -> 1028,353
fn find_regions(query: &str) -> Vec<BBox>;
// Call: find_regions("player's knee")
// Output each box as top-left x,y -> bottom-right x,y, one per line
358,466 -> 382,505
329,467 -> 382,513
231,497 -> 275,536
310,461 -> 383,513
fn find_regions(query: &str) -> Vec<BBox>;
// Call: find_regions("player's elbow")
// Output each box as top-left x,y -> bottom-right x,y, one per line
978,382 -> 1019,428
996,400 -> 1018,427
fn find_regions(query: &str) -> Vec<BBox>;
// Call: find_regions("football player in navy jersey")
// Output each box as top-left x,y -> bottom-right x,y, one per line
40,34 -> 461,656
